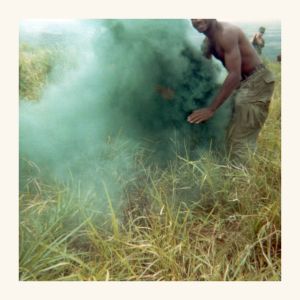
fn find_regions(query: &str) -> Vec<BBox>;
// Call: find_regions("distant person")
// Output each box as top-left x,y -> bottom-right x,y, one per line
277,53 -> 281,63
251,26 -> 266,55
189,19 -> 275,165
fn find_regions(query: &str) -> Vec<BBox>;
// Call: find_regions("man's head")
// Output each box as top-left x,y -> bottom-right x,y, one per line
259,26 -> 266,34
191,19 -> 216,33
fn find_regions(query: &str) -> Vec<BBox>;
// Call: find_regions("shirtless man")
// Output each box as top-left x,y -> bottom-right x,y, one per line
188,19 -> 275,164
251,26 -> 266,55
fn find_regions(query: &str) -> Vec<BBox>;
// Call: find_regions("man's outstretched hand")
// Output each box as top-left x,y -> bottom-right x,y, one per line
187,107 -> 215,124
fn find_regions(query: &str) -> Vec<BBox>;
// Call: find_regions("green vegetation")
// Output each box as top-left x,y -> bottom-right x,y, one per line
19,43 -> 78,100
19,43 -> 54,100
19,45 -> 281,281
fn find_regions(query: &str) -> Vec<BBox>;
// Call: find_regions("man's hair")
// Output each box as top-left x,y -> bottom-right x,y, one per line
259,26 -> 266,33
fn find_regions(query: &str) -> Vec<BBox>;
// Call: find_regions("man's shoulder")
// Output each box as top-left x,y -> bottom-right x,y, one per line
218,23 -> 240,48
220,22 -> 241,37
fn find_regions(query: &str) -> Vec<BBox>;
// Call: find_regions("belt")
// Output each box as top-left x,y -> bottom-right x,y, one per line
241,64 -> 265,81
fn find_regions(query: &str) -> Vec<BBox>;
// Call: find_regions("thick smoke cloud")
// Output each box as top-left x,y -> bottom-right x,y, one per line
20,20 -> 232,199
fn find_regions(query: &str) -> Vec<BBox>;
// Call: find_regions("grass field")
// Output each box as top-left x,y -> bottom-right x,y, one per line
19,45 -> 281,281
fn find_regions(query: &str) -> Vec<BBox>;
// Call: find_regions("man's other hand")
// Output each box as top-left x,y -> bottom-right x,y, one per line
187,107 -> 214,124
156,85 -> 175,100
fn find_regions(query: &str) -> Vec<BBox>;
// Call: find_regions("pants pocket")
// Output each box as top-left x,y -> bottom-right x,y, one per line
263,70 -> 275,84
247,78 -> 275,104
245,102 -> 269,129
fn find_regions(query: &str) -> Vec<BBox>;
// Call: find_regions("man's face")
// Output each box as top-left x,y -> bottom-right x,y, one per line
191,19 -> 210,33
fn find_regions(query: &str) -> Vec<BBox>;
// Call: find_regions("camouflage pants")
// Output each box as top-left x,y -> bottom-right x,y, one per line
226,66 -> 275,165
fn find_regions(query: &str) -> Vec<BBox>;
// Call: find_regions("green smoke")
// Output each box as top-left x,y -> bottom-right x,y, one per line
19,19 -> 232,201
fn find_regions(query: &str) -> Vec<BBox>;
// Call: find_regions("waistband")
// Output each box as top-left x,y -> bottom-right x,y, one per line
241,64 -> 266,81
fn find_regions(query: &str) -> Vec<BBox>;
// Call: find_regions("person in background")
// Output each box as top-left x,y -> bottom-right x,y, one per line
251,26 -> 266,55
277,53 -> 281,63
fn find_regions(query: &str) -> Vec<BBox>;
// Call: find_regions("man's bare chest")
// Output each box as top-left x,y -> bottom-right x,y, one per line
209,42 -> 224,61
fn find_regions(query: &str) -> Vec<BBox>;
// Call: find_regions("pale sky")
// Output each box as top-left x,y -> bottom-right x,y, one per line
19,18 -> 280,33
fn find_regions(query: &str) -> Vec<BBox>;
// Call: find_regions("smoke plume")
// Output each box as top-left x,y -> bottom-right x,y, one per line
20,19 -> 232,209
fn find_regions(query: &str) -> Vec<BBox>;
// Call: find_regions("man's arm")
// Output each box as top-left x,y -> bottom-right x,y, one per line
251,33 -> 258,45
258,34 -> 265,47
208,33 -> 241,111
188,31 -> 241,124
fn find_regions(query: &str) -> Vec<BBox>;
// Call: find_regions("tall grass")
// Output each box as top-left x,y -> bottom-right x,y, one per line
19,43 -> 78,100
19,47 -> 281,281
